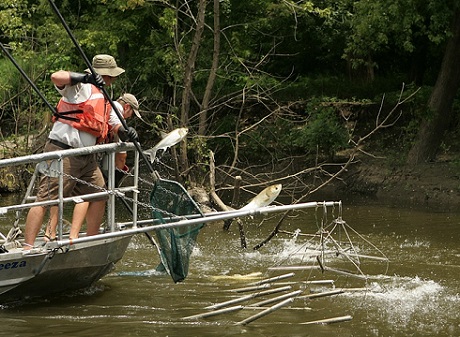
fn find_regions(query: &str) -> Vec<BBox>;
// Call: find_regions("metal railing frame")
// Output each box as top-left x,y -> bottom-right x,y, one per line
0,143 -> 139,238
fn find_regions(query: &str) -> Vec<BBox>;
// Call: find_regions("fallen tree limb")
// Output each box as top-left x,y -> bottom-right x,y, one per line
210,150 -> 247,248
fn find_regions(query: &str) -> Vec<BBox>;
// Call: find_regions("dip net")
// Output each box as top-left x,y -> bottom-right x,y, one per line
150,178 -> 204,282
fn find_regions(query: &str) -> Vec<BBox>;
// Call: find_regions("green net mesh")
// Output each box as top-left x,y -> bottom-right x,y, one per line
150,178 -> 204,282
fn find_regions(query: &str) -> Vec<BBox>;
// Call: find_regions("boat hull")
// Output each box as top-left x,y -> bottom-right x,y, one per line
0,235 -> 133,303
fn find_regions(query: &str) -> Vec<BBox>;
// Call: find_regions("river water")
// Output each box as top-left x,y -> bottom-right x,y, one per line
0,194 -> 459,337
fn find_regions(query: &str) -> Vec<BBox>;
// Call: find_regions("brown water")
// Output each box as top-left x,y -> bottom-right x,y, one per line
0,194 -> 459,337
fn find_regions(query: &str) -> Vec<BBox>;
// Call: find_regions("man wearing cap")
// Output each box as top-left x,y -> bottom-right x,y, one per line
104,93 -> 141,184
23,54 -> 138,248
114,93 -> 140,165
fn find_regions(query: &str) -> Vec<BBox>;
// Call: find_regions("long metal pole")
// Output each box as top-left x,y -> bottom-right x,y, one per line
47,201 -> 342,248
47,0 -> 157,178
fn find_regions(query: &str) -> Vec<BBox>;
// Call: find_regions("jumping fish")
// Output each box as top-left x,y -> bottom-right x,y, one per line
240,184 -> 282,210
143,127 -> 188,163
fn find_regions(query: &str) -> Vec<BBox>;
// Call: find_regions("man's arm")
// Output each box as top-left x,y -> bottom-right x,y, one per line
50,70 -> 71,89
50,70 -> 105,89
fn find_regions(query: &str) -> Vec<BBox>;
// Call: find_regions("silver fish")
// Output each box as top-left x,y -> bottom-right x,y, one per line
143,127 -> 188,163
240,184 -> 282,210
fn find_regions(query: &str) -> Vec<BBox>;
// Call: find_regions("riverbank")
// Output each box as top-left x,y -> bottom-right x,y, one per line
327,154 -> 460,211
2,137 -> 460,212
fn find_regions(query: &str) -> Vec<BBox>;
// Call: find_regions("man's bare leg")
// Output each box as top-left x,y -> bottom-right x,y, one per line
69,202 -> 89,239
44,206 -> 58,241
85,200 -> 106,236
24,205 -> 46,249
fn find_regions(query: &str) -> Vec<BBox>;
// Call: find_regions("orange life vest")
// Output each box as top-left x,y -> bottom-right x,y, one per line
53,85 -> 111,141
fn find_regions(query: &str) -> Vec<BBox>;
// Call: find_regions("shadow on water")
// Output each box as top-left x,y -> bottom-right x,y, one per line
0,194 -> 459,337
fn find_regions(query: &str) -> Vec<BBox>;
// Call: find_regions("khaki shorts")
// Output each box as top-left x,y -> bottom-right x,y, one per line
35,141 -> 106,202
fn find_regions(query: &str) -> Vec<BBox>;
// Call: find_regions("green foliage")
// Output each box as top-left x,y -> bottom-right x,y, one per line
0,59 -> 19,94
291,101 -> 349,159
344,0 -> 457,74
238,125 -> 281,162
0,0 -> 36,40
0,53 -> 54,137
208,97 -> 351,163
187,136 -> 210,179
208,114 -> 237,161
209,112 -> 291,164
1,0 -> 459,168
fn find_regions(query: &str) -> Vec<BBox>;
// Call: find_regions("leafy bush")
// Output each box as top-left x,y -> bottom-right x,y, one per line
292,102 -> 349,160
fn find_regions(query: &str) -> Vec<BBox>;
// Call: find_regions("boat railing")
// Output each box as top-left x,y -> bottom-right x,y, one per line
0,142 -> 140,240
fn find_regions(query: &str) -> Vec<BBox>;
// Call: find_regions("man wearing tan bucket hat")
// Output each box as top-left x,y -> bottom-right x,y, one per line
84,54 -> 126,78
24,54 -> 139,249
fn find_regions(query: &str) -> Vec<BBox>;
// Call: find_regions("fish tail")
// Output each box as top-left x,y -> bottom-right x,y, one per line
150,149 -> 158,163
144,148 -> 158,163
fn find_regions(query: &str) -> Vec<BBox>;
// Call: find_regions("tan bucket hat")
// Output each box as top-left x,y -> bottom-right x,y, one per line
85,54 -> 125,77
119,93 -> 142,120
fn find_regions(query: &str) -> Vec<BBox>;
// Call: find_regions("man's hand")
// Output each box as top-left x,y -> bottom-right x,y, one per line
118,126 -> 138,142
127,127 -> 138,141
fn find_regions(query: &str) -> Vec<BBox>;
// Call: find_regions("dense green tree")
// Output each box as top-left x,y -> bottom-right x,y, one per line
326,0 -> 460,164
343,0 -> 451,83
1,0 -> 459,171
407,9 -> 460,164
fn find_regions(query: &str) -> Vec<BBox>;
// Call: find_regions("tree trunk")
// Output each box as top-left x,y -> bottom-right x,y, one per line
406,10 -> 460,166
199,0 -> 220,136
179,0 -> 208,177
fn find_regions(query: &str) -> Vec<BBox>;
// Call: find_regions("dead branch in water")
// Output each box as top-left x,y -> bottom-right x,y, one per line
209,151 -> 247,248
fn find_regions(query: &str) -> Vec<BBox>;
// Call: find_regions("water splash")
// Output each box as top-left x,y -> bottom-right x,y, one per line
344,276 -> 460,335
399,239 -> 431,248
113,269 -> 167,277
